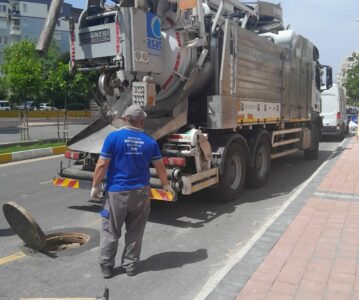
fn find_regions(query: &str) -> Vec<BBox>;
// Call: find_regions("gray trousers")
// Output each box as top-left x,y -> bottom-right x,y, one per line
99,186 -> 150,270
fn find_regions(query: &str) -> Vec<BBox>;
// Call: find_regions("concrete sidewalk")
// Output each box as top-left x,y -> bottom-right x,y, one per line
208,136 -> 359,300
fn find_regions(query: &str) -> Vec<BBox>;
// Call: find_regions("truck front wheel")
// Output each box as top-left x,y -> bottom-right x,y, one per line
217,143 -> 246,202
304,124 -> 320,160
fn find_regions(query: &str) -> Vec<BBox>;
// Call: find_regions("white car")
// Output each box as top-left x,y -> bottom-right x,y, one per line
39,103 -> 57,111
0,100 -> 10,111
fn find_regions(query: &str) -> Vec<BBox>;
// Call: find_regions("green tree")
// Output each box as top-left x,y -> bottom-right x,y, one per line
1,40 -> 43,106
344,54 -> 359,105
44,62 -> 90,109
41,41 -> 61,78
0,77 -> 8,100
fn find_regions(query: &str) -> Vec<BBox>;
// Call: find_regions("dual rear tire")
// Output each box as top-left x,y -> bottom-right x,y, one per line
218,143 -> 246,202
247,136 -> 271,188
218,135 -> 271,202
217,123 -> 321,202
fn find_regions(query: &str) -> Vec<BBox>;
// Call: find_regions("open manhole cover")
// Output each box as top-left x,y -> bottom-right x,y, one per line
3,201 -> 90,253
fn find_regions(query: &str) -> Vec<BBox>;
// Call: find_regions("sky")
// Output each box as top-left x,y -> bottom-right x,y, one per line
65,0 -> 359,78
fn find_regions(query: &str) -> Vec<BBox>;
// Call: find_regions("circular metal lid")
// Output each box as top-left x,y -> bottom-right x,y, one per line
3,201 -> 46,251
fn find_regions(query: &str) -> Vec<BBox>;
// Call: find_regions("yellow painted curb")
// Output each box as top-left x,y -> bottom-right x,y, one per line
0,153 -> 12,164
52,145 -> 67,155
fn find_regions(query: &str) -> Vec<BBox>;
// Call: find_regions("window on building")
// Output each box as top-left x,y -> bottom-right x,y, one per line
57,20 -> 60,26
0,36 -> 3,44
54,31 -> 61,41
0,4 -> 6,12
0,20 -> 6,29
22,3 -> 27,12
13,19 -> 20,26
4,36 -> 8,44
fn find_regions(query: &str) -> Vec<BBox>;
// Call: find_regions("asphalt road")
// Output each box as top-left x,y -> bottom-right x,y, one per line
0,117 -> 94,144
0,138 -> 342,300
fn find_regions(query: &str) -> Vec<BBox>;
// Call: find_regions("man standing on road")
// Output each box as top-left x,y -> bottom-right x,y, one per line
91,104 -> 174,278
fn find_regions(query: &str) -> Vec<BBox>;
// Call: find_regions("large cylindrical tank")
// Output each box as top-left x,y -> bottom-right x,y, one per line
150,0 -> 215,102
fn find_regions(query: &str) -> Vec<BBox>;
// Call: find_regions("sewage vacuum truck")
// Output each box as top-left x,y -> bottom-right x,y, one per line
38,0 -> 332,202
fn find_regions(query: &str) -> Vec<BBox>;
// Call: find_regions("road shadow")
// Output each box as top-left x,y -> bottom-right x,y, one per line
321,132 -> 357,143
0,227 -> 15,237
149,149 -> 335,228
68,203 -> 102,213
321,135 -> 346,143
64,145 -> 343,230
113,248 -> 207,276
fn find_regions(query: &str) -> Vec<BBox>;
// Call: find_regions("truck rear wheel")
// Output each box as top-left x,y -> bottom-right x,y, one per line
247,136 -> 271,188
304,124 -> 319,160
217,143 -> 246,202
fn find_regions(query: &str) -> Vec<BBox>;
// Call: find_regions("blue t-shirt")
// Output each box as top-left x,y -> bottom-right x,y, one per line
99,127 -> 162,192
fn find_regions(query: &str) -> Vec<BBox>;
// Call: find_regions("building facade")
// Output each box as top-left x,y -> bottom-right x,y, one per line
0,0 -> 79,62
337,51 -> 359,87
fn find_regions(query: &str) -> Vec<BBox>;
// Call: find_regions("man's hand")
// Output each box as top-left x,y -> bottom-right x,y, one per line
163,184 -> 175,196
91,185 -> 101,200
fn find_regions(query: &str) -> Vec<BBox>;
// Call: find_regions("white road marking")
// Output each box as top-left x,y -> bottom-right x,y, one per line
39,180 -> 53,185
194,137 -> 348,300
0,155 -> 63,168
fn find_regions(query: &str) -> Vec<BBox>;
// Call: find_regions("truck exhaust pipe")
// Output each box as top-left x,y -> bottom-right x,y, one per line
36,0 -> 64,56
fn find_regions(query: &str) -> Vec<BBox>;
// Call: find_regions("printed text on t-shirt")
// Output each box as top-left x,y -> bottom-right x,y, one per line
124,137 -> 145,154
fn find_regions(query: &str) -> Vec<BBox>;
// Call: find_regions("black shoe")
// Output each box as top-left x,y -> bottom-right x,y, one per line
101,267 -> 113,279
124,267 -> 136,277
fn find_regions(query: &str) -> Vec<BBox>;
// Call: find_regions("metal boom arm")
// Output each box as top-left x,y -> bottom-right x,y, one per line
36,0 -> 64,55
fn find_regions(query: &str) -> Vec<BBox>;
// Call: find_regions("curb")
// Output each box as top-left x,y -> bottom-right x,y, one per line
0,145 -> 67,164
0,138 -> 62,148
0,110 -> 91,118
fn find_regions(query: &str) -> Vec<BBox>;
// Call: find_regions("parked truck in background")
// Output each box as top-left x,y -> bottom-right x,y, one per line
38,0 -> 332,202
321,84 -> 348,138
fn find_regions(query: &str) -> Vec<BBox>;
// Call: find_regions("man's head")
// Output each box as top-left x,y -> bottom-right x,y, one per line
122,104 -> 147,128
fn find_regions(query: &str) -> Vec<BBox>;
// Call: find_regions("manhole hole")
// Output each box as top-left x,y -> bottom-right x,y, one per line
3,201 -> 90,253
44,232 -> 90,252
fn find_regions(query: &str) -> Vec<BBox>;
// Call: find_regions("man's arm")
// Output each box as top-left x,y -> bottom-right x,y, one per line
152,159 -> 169,187
93,158 -> 110,187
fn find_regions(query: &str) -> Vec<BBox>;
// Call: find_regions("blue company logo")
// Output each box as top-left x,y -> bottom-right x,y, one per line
147,13 -> 161,51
